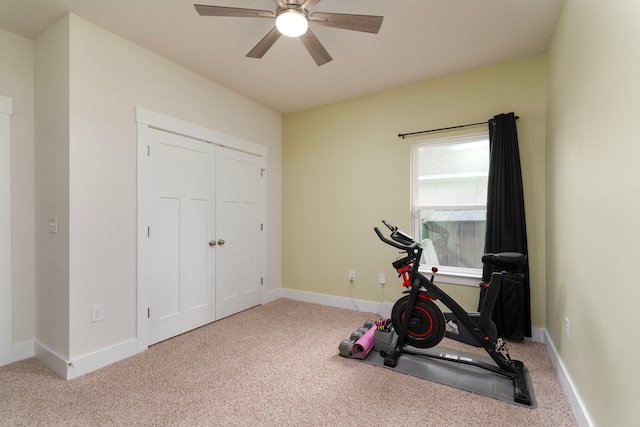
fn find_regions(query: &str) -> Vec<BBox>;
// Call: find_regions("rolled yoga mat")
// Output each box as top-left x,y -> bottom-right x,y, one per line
351,326 -> 376,359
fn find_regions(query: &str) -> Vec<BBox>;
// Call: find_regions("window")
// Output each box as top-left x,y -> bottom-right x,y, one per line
411,132 -> 489,285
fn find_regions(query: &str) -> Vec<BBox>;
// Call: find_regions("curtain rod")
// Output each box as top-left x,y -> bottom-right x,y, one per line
398,116 -> 519,139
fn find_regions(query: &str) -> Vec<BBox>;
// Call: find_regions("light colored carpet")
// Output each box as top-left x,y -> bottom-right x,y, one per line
0,299 -> 577,426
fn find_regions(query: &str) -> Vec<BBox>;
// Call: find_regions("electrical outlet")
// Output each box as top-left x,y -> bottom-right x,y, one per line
349,270 -> 356,283
91,304 -> 104,323
379,273 -> 386,286
564,317 -> 570,339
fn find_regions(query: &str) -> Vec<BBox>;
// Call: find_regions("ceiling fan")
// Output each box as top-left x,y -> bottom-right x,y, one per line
194,0 -> 384,66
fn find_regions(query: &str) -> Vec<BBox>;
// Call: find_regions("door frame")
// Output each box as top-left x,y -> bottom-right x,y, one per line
136,107 -> 267,353
0,96 -> 13,365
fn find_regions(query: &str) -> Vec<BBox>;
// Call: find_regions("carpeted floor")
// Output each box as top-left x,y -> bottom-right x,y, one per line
0,299 -> 577,426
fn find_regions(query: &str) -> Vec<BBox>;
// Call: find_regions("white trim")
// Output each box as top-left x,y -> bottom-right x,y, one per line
136,123 -> 151,353
135,107 -> 267,157
544,330 -> 593,427
419,171 -> 488,181
35,338 -> 137,380
34,341 -> 69,379
0,95 -> 13,115
0,97 -> 32,367
264,288 -> 283,304
411,131 -> 489,282
282,288 -> 390,316
66,338 -> 138,380
10,340 -> 34,362
258,157 -> 268,306
527,326 -> 544,344
0,96 -> 13,366
0,341 -> 34,366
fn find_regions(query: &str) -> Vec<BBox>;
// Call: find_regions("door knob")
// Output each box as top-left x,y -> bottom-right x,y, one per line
217,239 -> 225,246
209,240 -> 216,246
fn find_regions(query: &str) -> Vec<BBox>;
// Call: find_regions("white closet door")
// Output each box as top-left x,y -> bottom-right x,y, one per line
148,129 -> 215,345
215,146 -> 263,319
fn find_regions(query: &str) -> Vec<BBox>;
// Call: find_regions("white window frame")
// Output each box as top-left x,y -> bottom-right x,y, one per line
411,131 -> 489,287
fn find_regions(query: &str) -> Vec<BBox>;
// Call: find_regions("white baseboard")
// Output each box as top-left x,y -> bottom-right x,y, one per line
0,340 -> 34,366
281,288 -> 394,317
263,288 -> 283,304
67,338 -> 138,380
36,338 -> 138,380
11,340 -> 34,362
543,330 -> 593,427
34,341 -> 69,379
528,327 -> 544,344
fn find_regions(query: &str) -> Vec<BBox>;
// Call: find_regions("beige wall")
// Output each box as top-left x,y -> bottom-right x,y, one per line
283,54 -> 546,327
0,29 -> 35,352
546,1 -> 640,425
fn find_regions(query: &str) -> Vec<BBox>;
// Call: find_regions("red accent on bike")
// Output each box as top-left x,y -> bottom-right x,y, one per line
432,266 -> 438,273
478,281 -> 488,289
398,264 -> 412,288
401,305 -> 433,338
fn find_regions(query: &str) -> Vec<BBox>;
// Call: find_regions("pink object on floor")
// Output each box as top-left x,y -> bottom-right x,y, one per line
351,327 -> 375,359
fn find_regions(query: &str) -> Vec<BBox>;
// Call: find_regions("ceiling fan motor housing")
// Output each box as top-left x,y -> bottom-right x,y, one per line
276,5 -> 309,37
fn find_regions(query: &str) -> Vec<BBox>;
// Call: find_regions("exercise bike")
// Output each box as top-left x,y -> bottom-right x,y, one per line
374,220 -> 533,406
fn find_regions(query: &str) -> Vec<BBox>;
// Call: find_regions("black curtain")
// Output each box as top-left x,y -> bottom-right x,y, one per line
479,112 -> 531,340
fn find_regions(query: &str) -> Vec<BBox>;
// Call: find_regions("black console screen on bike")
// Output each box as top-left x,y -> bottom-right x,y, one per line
392,229 -> 415,246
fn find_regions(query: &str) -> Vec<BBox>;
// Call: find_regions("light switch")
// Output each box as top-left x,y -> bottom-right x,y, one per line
48,217 -> 57,233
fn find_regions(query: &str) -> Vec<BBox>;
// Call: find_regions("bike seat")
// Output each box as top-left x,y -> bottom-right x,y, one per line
481,252 -> 526,271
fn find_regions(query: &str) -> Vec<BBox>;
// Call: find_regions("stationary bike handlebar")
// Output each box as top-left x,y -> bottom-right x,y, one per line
374,220 -> 419,251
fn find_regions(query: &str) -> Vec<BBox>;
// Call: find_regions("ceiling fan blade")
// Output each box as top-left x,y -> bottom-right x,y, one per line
246,27 -> 282,59
299,28 -> 332,66
310,12 -> 383,34
194,4 -> 274,18
273,0 -> 286,7
300,0 -> 322,10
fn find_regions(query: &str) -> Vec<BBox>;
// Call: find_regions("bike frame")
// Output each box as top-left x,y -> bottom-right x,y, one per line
374,221 -> 532,406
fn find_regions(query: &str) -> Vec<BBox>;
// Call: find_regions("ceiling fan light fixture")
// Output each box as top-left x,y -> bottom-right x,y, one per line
276,8 -> 308,37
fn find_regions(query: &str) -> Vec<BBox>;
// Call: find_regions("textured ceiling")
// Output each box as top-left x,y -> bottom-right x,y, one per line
0,0 -> 563,113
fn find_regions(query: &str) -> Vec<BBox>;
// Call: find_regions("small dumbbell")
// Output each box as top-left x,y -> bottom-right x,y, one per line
338,339 -> 354,357
363,320 -> 375,329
